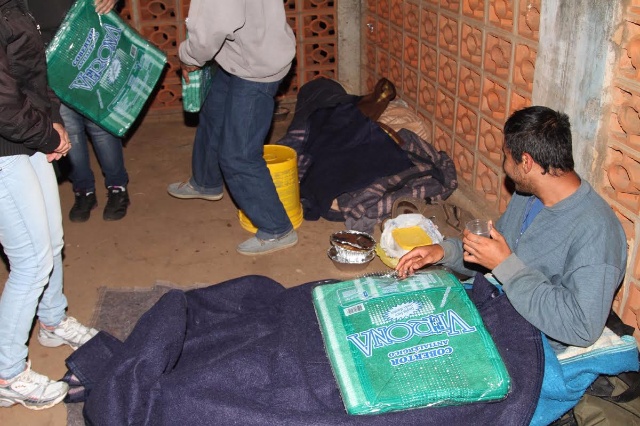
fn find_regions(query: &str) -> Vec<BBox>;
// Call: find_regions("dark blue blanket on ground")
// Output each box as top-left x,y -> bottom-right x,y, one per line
299,103 -> 415,220
69,274 -> 543,425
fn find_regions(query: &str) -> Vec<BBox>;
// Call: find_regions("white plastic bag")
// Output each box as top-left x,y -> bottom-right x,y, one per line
380,213 -> 444,259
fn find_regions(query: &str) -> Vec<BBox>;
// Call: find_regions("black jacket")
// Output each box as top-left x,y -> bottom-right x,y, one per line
26,0 -> 73,46
28,0 -> 124,46
0,0 -> 61,157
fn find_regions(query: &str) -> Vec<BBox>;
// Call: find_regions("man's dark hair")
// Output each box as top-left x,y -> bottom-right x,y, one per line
503,106 -> 574,175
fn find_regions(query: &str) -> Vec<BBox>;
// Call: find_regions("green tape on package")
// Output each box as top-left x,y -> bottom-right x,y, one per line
45,0 -> 167,136
312,270 -> 511,415
182,64 -> 215,113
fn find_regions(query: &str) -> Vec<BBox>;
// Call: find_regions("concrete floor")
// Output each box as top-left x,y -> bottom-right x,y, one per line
0,103 -> 412,425
0,100 -> 489,424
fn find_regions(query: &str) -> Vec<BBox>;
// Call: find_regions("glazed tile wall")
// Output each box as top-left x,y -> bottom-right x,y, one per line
364,0 -> 540,213
120,0 -> 337,113
604,2 -> 640,337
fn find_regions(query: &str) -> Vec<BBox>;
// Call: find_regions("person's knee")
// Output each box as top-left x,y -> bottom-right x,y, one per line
10,250 -> 54,286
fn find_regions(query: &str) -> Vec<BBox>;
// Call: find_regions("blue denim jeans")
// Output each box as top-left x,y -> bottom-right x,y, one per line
192,69 -> 292,239
0,153 -> 68,379
60,104 -> 128,193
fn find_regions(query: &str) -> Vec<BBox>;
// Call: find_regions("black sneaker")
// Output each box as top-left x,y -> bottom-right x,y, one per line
103,186 -> 130,221
69,192 -> 97,223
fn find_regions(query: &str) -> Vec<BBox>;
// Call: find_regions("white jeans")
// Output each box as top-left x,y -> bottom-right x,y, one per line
0,153 -> 67,379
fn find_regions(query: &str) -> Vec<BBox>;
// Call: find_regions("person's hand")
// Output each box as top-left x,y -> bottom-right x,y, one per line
395,245 -> 445,278
462,221 -> 512,270
181,62 -> 201,83
95,0 -> 117,15
52,122 -> 71,156
46,152 -> 62,163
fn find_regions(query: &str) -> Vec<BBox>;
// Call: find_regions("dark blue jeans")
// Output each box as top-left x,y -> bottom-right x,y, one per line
60,104 -> 128,193
192,69 -> 292,239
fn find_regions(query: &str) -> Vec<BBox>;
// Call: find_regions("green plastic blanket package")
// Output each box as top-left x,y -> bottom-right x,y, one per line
312,269 -> 511,415
182,64 -> 215,113
45,0 -> 167,136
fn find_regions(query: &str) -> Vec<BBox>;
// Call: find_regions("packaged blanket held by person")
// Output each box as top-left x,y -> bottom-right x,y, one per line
45,0 -> 166,136
181,64 -> 214,113
312,269 -> 511,414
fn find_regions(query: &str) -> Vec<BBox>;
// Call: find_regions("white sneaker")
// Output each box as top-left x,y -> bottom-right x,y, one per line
38,316 -> 98,350
0,361 -> 68,410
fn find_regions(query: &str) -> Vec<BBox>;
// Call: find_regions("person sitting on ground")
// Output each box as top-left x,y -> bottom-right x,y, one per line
396,105 -> 628,352
0,0 -> 98,410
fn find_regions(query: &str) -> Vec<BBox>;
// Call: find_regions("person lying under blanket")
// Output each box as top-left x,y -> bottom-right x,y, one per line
278,77 -> 458,232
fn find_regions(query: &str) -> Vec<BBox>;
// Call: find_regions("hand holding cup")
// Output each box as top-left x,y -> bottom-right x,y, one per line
465,219 -> 492,238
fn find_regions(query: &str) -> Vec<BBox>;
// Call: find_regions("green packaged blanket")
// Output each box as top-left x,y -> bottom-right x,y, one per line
312,270 -> 511,415
45,0 -> 167,136
182,63 -> 215,113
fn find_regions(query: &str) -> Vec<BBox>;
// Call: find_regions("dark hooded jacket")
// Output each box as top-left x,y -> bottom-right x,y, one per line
26,0 -> 73,45
0,0 -> 61,157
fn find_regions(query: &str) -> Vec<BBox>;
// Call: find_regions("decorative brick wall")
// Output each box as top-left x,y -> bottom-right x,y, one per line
363,0 -> 540,213
604,2 -> 640,340
121,1 -> 640,338
120,0 -> 338,113
284,0 -> 338,97
364,0 -> 640,341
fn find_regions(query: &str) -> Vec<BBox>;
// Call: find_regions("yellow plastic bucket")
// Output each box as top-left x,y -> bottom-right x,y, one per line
238,145 -> 303,233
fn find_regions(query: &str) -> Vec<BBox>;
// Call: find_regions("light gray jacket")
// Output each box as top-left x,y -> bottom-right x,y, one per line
179,0 -> 295,83
440,180 -> 627,351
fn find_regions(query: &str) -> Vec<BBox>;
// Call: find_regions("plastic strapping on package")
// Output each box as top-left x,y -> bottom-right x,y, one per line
312,269 -> 511,415
182,63 -> 215,113
45,0 -> 167,136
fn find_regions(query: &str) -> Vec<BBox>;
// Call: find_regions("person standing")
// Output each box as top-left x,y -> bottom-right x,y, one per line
395,106 -> 628,352
167,0 -> 298,255
29,0 -> 130,222
0,0 -> 97,409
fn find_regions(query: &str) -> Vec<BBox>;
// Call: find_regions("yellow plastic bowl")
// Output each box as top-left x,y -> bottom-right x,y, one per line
375,245 -> 399,268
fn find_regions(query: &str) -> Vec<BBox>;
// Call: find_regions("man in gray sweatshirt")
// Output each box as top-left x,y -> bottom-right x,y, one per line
167,0 -> 298,256
396,106 -> 628,352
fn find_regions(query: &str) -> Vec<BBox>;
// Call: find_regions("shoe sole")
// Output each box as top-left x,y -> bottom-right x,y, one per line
69,204 -> 97,223
103,214 -> 127,221
103,202 -> 130,221
38,335 -> 79,350
69,216 -> 90,223
0,392 -> 66,410
236,238 -> 298,256
167,191 -> 223,201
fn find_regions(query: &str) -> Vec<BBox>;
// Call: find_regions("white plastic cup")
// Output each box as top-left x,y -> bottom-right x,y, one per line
465,219 -> 491,238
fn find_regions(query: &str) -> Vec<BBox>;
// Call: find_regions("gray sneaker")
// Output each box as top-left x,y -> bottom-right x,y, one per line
38,316 -> 98,350
0,362 -> 68,410
237,230 -> 298,255
167,181 -> 223,201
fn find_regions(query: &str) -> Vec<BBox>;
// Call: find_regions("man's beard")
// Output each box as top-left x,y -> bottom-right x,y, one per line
508,169 -> 534,195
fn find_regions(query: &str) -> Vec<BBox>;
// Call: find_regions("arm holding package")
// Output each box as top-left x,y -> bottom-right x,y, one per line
0,42 -> 59,153
178,0 -> 245,67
